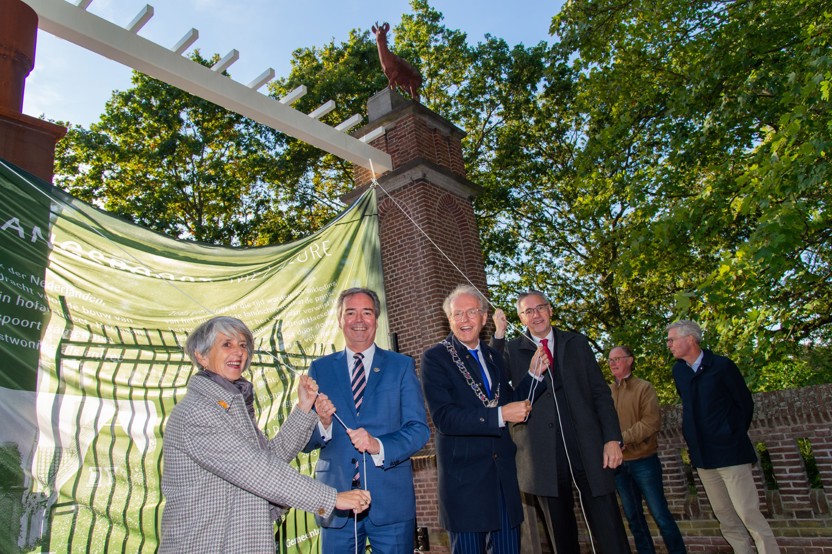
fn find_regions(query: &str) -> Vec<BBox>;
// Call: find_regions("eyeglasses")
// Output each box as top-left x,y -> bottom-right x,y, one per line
666,336 -> 688,345
451,308 -> 483,321
608,356 -> 632,365
520,303 -> 550,317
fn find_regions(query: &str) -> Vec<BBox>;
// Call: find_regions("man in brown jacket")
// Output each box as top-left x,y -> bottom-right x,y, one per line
609,345 -> 686,554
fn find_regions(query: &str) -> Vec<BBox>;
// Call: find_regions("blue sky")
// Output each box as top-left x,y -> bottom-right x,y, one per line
23,0 -> 564,128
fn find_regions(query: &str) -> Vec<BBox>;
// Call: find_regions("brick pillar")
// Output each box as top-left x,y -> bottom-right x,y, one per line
0,0 -> 67,182
349,88 -> 488,552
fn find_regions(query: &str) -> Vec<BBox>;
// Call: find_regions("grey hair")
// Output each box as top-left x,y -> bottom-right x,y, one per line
186,316 -> 254,371
610,344 -> 634,358
515,289 -> 550,313
443,285 -> 487,318
666,320 -> 703,343
337,287 -> 381,318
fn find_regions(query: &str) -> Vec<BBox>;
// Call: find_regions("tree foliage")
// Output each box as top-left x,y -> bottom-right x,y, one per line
55,52 -> 288,245
261,30 -> 388,243
476,0 -> 832,398
52,0 -> 832,399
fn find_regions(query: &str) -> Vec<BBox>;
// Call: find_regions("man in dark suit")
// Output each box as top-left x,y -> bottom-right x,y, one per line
668,320 -> 779,553
491,289 -> 630,554
305,287 -> 430,553
421,284 -> 546,554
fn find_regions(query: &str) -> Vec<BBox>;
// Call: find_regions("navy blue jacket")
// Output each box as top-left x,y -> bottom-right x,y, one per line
672,349 -> 757,469
421,334 -> 543,533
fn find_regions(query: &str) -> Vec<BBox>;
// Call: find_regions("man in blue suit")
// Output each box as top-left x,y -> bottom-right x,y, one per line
421,285 -> 546,554
305,287 -> 430,553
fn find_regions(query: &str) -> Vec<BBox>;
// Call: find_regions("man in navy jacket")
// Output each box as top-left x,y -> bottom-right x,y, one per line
667,320 -> 779,554
421,285 -> 546,554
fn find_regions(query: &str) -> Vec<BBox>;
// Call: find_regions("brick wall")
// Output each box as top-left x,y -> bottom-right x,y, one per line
412,385 -> 832,553
654,384 -> 832,554
353,91 -> 490,552
378,183 -> 488,359
353,92 -> 467,187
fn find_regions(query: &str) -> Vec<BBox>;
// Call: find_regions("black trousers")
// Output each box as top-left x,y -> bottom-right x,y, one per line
535,435 -> 631,554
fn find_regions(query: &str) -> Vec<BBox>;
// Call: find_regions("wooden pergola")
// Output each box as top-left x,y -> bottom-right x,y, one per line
22,0 -> 393,174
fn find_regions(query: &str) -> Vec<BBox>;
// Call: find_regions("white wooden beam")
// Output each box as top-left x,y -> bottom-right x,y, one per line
211,49 -> 238,73
22,0 -> 392,172
360,126 -> 386,143
126,5 -> 153,33
247,68 -> 274,91
172,28 -> 198,55
308,100 -> 335,120
335,114 -> 362,132
278,85 -> 306,105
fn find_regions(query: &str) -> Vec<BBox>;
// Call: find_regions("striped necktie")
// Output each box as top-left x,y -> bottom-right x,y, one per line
351,352 -> 366,413
351,352 -> 366,487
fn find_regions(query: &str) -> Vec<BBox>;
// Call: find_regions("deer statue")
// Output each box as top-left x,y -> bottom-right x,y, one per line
371,22 -> 423,103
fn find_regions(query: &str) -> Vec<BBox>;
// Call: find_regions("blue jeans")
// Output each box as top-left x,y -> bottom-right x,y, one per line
615,454 -> 686,554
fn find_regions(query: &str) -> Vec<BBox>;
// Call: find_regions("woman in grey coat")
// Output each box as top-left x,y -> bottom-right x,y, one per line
160,316 -> 370,553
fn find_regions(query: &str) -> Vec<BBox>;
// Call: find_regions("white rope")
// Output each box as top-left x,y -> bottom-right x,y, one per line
367,165 -> 598,553
326,407 -> 368,554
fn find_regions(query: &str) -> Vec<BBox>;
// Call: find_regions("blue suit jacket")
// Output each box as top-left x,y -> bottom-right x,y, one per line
420,334 -> 544,533
305,346 -> 430,528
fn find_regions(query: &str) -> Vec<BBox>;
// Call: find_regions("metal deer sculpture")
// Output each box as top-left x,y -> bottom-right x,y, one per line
371,22 -> 422,103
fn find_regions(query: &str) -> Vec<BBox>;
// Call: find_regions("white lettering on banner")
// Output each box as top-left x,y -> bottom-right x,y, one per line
53,238 -> 211,283
1,218 -> 49,244
0,332 -> 41,349
70,303 -> 136,325
43,282 -> 105,305
0,272 -> 34,295
284,528 -> 320,547
16,295 -> 50,313
275,241 -> 333,271
0,315 -> 43,330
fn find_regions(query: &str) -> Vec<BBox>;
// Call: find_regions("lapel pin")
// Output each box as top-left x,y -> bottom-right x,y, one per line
373,367 -> 380,373
217,400 -> 229,410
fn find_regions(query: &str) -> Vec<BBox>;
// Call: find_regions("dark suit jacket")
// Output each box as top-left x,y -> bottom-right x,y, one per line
492,328 -> 621,498
421,334 -> 541,533
672,348 -> 756,469
305,347 -> 429,528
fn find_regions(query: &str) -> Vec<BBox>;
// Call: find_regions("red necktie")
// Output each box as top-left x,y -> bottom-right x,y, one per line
540,338 -> 555,369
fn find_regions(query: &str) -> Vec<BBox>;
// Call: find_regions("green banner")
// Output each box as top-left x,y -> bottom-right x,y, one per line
0,160 -> 385,553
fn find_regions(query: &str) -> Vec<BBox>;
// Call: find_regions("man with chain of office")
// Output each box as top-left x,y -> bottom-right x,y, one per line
421,285 -> 547,554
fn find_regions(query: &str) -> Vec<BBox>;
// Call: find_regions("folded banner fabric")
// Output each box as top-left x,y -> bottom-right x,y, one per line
0,159 -> 385,553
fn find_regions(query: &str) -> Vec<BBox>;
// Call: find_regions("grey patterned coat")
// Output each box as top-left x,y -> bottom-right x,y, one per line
160,373 -> 337,553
